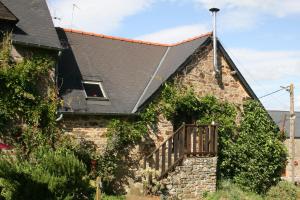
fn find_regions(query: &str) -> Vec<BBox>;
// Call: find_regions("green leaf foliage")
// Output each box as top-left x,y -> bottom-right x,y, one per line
144,83 -> 287,194
265,181 -> 297,200
229,100 -> 287,193
0,147 -> 92,200
97,119 -> 147,194
0,36 -> 95,199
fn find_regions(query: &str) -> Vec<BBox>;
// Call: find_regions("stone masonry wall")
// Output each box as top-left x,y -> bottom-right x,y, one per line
61,115 -> 110,152
162,156 -> 217,200
181,46 -> 250,105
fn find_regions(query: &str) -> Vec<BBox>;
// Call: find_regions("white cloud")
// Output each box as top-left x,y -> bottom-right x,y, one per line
136,24 -> 209,44
194,0 -> 300,30
195,0 -> 300,17
47,0 -> 153,34
228,48 -> 300,81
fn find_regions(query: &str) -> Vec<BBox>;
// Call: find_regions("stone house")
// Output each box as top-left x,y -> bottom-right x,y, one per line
55,27 -> 259,198
1,1 -> 269,198
268,111 -> 300,182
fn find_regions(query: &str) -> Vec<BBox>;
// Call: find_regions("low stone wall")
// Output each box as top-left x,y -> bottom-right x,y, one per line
163,156 -> 217,200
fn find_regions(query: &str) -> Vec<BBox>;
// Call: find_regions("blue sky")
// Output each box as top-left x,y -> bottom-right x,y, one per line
47,0 -> 300,111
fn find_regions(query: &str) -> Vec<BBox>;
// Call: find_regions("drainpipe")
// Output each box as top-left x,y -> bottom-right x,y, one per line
55,50 -> 63,122
56,112 -> 63,122
209,8 -> 220,74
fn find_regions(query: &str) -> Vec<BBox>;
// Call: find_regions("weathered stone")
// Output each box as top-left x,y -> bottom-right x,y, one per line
162,157 -> 217,200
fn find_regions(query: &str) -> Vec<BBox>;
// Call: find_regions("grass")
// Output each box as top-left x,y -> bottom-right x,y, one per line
205,180 -> 263,200
205,180 -> 300,200
101,194 -> 126,200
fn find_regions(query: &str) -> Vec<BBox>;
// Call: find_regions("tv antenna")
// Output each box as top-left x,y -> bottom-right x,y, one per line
71,3 -> 80,29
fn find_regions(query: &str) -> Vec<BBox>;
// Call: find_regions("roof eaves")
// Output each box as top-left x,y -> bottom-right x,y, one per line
59,110 -> 138,117
12,39 -> 63,51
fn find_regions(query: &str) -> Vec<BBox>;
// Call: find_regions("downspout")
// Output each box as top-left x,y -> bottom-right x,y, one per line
55,50 -> 64,122
209,8 -> 220,74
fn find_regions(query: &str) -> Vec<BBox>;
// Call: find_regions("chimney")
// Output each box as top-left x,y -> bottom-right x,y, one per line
209,8 -> 220,74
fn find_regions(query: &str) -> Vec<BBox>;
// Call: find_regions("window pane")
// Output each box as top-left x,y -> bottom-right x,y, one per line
83,83 -> 104,98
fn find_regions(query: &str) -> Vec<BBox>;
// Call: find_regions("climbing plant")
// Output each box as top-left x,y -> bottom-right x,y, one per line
140,81 -> 286,194
0,35 -> 60,153
97,119 -> 147,194
0,35 -> 94,199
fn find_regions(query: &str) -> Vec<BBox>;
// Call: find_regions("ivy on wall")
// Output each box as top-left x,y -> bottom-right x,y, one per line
0,36 -> 59,154
0,35 -> 94,199
105,79 -> 287,194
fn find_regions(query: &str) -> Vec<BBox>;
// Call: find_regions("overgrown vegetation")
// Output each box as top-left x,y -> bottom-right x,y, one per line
97,120 -> 147,194
227,100 -> 287,193
140,81 -> 287,194
0,35 -> 94,199
205,180 -> 300,200
205,180 -> 264,200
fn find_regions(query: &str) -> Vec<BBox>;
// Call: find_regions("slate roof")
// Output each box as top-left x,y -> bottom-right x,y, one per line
0,0 -> 61,50
268,110 -> 300,138
57,28 -> 257,115
0,1 -> 18,22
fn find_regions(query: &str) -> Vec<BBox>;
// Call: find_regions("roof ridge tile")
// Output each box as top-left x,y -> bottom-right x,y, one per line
63,28 -> 212,47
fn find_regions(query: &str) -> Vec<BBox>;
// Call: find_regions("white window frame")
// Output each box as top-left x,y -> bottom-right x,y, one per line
82,81 -> 108,100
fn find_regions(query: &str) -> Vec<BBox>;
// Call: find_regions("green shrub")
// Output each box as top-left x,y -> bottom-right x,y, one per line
265,181 -> 297,200
227,101 -> 287,193
205,180 -> 263,200
0,147 -> 93,200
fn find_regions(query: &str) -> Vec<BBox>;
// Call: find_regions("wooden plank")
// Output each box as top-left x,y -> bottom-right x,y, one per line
161,143 -> 166,174
208,125 -> 212,153
155,150 -> 159,170
205,127 -> 209,153
186,126 -> 191,154
193,127 -> 197,153
211,126 -> 215,154
215,126 -> 218,154
158,155 -> 184,180
179,127 -> 185,157
174,132 -> 178,161
168,138 -> 172,168
199,127 -> 203,153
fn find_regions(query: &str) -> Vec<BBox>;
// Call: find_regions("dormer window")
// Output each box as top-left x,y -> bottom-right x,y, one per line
82,81 -> 108,100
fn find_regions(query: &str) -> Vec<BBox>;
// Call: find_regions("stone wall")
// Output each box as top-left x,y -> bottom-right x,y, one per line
180,46 -> 250,106
283,139 -> 300,182
62,115 -> 110,152
162,156 -> 217,200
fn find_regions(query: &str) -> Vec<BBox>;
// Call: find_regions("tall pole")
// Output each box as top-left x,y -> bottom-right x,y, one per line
209,8 -> 220,74
289,83 -> 295,183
